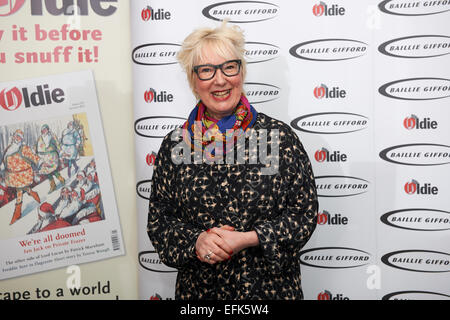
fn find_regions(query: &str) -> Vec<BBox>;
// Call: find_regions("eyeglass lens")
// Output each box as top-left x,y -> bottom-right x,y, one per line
196,60 -> 240,80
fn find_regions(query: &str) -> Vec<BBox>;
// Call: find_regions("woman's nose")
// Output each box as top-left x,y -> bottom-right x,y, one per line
213,68 -> 227,85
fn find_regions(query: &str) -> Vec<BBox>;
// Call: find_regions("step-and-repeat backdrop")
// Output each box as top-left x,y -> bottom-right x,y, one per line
131,0 -> 450,300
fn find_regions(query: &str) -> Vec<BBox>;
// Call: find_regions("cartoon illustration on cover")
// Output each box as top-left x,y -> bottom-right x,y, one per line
0,112 -> 104,239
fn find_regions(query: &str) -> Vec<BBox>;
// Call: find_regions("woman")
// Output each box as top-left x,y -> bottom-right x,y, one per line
147,22 -> 318,300
0,129 -> 41,225
60,121 -> 81,178
36,124 -> 65,193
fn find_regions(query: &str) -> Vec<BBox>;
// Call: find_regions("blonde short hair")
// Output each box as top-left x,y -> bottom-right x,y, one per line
177,21 -> 247,99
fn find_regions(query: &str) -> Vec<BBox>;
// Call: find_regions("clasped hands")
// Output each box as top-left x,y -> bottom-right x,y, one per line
195,225 -> 259,265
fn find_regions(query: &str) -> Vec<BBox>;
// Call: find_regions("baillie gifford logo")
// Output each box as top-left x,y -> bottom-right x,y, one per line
202,1 -> 279,23
289,39 -> 368,62
0,84 -> 65,111
141,5 -> 171,21
312,1 -> 345,16
378,0 -> 450,16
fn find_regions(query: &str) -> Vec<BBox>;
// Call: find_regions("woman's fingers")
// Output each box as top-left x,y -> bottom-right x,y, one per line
210,227 -> 234,256
220,225 -> 235,231
195,230 -> 232,264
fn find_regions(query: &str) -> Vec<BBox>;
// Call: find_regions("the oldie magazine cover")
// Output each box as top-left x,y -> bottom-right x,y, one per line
0,70 -> 124,280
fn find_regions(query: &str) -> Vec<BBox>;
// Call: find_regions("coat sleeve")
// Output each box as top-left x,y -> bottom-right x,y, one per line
253,125 -> 318,274
147,135 -> 202,269
22,145 -> 40,165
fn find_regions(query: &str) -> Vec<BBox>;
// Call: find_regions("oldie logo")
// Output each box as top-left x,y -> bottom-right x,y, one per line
381,250 -> 450,273
138,251 -> 177,273
141,5 -> 171,21
146,152 -> 157,167
317,210 -> 349,226
378,77 -> 450,100
300,247 -> 371,269
379,143 -> 450,166
403,114 -> 438,130
132,43 -> 180,66
313,84 -> 346,99
380,208 -> 450,231
202,1 -> 279,23
404,179 -> 438,195
0,0 -> 117,16
378,35 -> 450,59
149,293 -> 163,300
315,175 -> 370,197
245,42 -> 280,63
382,291 -> 450,300
0,84 -> 65,111
312,1 -> 345,16
378,0 -> 450,16
0,0 -> 24,16
290,112 -> 369,134
144,88 -> 174,103
289,39 -> 368,61
244,82 -> 280,104
317,290 -> 349,300
314,148 -> 347,163
136,180 -> 152,200
134,116 -> 186,138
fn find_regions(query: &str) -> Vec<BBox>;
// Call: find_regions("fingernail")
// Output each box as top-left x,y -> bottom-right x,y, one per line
206,229 -> 211,233
229,250 -> 233,255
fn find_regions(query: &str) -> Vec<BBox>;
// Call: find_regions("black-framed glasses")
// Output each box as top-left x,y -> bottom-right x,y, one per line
193,59 -> 242,81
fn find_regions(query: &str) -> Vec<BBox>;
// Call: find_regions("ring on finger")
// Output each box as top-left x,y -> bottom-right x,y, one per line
204,250 -> 213,261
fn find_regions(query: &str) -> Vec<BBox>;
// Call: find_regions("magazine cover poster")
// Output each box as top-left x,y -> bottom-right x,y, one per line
0,70 -> 124,280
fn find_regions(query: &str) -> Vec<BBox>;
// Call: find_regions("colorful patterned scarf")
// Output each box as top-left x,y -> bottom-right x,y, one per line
182,94 -> 258,160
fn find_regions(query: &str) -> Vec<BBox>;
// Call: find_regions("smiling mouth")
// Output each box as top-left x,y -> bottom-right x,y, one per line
211,89 -> 231,99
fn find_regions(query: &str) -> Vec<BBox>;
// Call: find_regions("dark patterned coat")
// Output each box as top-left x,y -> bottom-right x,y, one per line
147,112 -> 318,300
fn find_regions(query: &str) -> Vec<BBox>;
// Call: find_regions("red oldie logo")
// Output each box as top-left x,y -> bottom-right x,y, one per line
313,84 -> 346,99
313,1 -> 345,16
314,148 -> 328,162
313,85 -> 326,99
317,290 -> 331,300
141,5 -> 152,21
317,211 -> 328,224
144,88 -> 156,103
149,293 -> 162,300
404,179 -> 438,195
0,84 -> 65,111
141,5 -> 171,21
0,0 -> 25,16
1,0 -> 117,16
318,290 -> 349,300
144,88 -> 173,103
0,87 -> 22,111
314,147 -> 347,162
403,115 -> 418,130
146,152 -> 156,166
317,210 -> 348,225
312,2 -> 325,16
404,180 -> 418,194
403,114 -> 437,130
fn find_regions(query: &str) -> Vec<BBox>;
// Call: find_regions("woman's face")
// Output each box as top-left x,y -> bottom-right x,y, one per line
193,45 -> 243,120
